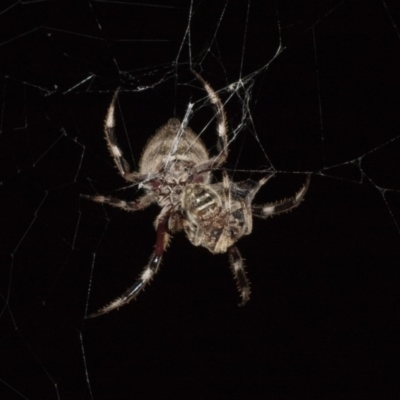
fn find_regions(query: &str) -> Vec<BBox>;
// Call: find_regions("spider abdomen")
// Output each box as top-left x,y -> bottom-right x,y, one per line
139,118 -> 209,176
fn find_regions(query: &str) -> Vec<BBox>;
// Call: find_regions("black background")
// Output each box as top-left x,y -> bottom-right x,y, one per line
1,0 -> 399,399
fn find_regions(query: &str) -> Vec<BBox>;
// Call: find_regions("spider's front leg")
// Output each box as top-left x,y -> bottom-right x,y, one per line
252,174 -> 311,218
81,193 -> 155,212
228,246 -> 251,306
86,215 -> 170,318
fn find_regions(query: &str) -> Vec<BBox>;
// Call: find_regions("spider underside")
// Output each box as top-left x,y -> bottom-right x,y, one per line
83,71 -> 310,318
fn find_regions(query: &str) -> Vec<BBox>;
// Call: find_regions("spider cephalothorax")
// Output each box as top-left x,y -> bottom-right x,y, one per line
84,71 -> 310,318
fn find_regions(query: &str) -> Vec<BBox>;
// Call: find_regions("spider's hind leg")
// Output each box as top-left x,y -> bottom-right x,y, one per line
191,71 -> 228,173
104,88 -> 143,183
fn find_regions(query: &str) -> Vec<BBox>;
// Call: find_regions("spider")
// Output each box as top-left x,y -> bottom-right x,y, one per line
83,71 -> 310,318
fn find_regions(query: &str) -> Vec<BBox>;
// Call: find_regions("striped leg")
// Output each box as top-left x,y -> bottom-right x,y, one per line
81,193 -> 154,212
104,88 -> 144,183
228,246 -> 251,306
191,71 -> 228,173
252,174 -> 311,219
86,216 -> 170,318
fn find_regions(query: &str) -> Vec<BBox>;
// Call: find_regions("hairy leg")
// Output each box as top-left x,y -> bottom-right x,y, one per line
191,71 -> 228,173
252,174 -> 311,218
86,215 -> 170,318
228,245 -> 251,306
103,88 -> 145,183
81,193 -> 154,212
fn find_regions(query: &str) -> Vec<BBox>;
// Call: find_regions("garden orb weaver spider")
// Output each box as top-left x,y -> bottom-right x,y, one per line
83,71 -> 310,318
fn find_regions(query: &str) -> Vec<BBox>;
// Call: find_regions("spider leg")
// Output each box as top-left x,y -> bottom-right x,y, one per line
252,174 -> 311,219
81,193 -> 155,212
228,246 -> 251,306
104,88 -> 144,183
222,170 -> 231,210
191,71 -> 228,173
86,215 -> 170,318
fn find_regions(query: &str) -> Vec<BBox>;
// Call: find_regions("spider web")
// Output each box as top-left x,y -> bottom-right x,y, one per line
0,0 -> 399,399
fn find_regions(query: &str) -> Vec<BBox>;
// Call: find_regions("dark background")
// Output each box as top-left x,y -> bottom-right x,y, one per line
1,0 -> 399,399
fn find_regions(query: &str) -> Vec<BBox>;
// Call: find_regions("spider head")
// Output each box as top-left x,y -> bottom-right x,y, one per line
182,183 -> 250,254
